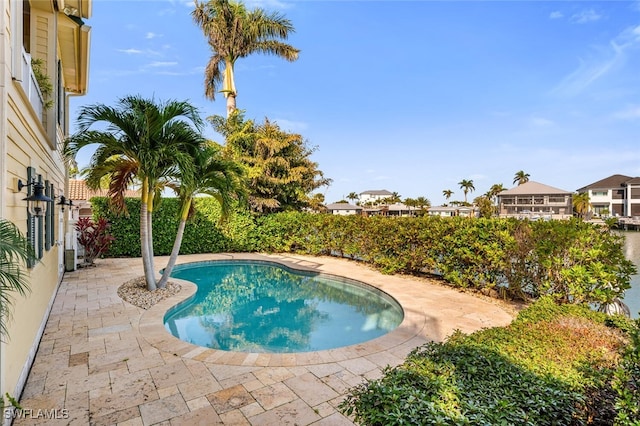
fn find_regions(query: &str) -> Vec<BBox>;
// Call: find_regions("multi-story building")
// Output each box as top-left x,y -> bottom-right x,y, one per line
497,181 -> 573,218
1,0 -> 92,404
359,189 -> 393,205
577,174 -> 640,217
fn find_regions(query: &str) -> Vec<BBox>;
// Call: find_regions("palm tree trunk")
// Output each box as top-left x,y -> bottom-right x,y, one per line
157,198 -> 191,289
226,94 -> 237,118
140,180 -> 156,291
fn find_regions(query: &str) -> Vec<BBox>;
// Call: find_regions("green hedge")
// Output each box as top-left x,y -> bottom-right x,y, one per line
90,197 -> 255,257
339,298 -> 637,425
91,204 -> 635,307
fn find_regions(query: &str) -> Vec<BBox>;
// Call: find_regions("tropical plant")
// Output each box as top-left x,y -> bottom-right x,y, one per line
414,196 -> 430,215
573,192 -> 591,219
442,189 -> 454,204
30,58 -> 54,110
307,193 -> 326,212
458,179 -> 475,203
0,219 -> 33,340
157,143 -> 246,288
210,112 -> 331,213
75,217 -> 115,265
65,96 -> 206,291
513,170 -> 530,186
192,0 -> 300,117
346,192 -> 359,205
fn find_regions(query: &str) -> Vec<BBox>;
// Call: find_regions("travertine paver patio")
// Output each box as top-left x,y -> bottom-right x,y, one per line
15,253 -> 514,425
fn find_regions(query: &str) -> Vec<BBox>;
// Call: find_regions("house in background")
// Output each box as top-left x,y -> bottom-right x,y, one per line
577,174 -> 640,218
68,179 -> 140,219
0,0 -> 92,405
497,181 -> 573,219
359,189 -> 393,205
428,206 -> 479,217
325,202 -> 363,216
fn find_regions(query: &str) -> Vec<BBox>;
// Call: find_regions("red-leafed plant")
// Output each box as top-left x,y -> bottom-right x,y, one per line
75,217 -> 115,265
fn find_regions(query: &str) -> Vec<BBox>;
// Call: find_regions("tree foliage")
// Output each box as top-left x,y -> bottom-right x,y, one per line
192,0 -> 299,116
210,111 -> 331,213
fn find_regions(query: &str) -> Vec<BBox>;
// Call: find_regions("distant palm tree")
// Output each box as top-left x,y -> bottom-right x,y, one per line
415,196 -> 431,215
573,192 -> 591,219
442,189 -> 454,203
390,192 -> 402,203
458,179 -> 475,203
192,0 -> 300,116
513,170 -> 530,186
346,192 -> 359,205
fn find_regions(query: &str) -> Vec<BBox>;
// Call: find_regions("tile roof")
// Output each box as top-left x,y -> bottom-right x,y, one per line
498,181 -> 571,196
67,179 -> 140,200
577,174 -> 635,191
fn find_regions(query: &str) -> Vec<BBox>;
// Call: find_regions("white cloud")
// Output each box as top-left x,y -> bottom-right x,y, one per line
529,116 -> 555,127
570,9 -> 602,24
551,23 -> 640,97
611,105 -> 640,120
117,48 -> 143,55
146,32 -> 162,39
549,11 -> 563,20
147,61 -> 178,67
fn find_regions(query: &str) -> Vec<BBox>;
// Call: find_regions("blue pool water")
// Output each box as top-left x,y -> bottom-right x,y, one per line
164,260 -> 404,353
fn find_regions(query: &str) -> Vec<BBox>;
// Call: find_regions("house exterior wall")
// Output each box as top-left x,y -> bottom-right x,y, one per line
0,0 -> 91,404
498,194 -> 572,216
579,179 -> 640,217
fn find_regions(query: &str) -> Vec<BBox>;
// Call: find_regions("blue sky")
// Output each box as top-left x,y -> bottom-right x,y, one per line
71,0 -> 640,205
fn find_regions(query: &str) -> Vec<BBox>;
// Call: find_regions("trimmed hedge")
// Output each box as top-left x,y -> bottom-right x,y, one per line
339,298 -> 637,425
91,204 -> 635,307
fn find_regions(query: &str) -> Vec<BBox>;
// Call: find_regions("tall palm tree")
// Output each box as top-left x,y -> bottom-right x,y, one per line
442,189 -> 454,204
65,96 -> 205,291
192,0 -> 300,116
0,219 -> 33,340
573,192 -> 591,219
458,179 -> 475,204
157,143 -> 245,288
346,192 -> 359,205
513,170 -> 530,186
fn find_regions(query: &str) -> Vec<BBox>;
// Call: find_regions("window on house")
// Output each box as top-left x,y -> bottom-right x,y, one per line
548,196 -> 566,203
592,191 -> 608,197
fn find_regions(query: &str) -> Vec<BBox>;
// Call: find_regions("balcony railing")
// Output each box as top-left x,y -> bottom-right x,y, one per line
20,50 -> 44,122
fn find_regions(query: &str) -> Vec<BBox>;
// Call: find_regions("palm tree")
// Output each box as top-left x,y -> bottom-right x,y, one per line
573,192 -> 591,219
346,192 -> 359,205
513,170 -> 530,186
486,183 -> 506,215
65,96 -> 206,291
390,192 -> 402,204
442,189 -> 454,204
192,0 -> 300,117
415,196 -> 431,215
0,219 -> 33,340
157,143 -> 245,288
458,179 -> 475,204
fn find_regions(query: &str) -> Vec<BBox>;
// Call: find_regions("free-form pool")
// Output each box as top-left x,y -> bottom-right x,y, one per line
163,260 -> 404,353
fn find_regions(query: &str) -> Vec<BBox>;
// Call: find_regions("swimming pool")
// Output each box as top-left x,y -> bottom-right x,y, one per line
163,260 -> 404,353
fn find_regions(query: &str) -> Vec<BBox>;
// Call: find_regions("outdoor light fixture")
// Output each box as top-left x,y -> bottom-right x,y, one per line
17,178 -> 53,217
57,195 -> 74,212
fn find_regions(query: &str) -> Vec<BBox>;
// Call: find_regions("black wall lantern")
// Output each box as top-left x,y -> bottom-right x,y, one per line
17,178 -> 53,217
57,195 -> 74,211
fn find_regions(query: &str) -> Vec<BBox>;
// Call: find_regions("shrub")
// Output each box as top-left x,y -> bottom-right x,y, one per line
75,217 -> 115,265
340,299 -> 630,425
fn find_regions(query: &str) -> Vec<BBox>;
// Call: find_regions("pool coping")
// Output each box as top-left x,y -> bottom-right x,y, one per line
139,253 -> 428,367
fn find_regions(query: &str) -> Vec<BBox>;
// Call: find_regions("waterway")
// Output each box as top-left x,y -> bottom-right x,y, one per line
621,231 -> 640,319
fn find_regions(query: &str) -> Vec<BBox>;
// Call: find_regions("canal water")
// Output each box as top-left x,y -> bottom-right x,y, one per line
621,231 -> 640,319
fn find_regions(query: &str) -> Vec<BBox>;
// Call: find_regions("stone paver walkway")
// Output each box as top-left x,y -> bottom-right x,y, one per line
15,253 -> 514,425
